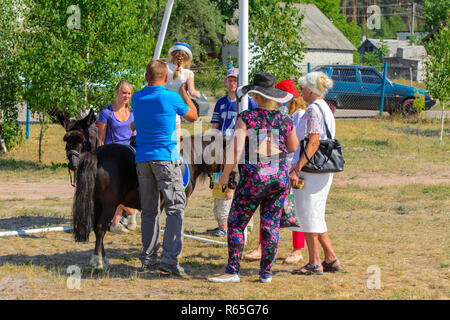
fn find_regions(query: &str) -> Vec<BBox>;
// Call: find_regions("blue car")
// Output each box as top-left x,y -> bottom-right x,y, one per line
312,65 -> 436,115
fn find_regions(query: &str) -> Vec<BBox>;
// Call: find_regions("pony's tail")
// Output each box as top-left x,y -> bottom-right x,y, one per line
72,152 -> 98,242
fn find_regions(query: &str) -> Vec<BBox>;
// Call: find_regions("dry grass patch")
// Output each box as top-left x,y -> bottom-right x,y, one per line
0,117 -> 448,300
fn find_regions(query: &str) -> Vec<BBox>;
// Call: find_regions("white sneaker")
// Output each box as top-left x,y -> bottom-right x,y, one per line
260,275 -> 272,283
110,223 -> 129,233
207,274 -> 240,283
126,214 -> 138,230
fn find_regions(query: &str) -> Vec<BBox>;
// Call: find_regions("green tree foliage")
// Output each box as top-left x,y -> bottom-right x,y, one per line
360,40 -> 389,71
249,0 -> 306,81
0,0 -> 26,151
423,24 -> 449,143
147,0 -> 225,61
22,0 -> 154,116
20,0 -> 154,160
211,0 -> 239,24
424,0 -> 450,31
424,24 -> 449,103
366,14 -> 408,39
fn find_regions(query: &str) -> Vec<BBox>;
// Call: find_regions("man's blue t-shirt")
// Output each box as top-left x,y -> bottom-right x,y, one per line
211,96 -> 257,139
132,85 -> 189,162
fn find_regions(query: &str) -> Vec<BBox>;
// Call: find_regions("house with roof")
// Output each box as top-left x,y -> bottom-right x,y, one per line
358,38 -> 428,81
221,4 -> 356,73
358,38 -> 410,57
396,31 -> 423,41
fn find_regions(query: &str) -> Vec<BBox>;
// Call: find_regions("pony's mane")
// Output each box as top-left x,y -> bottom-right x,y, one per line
63,130 -> 85,142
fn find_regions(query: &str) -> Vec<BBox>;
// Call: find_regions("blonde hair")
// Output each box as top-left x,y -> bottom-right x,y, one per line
288,96 -> 306,114
115,80 -> 133,111
170,50 -> 191,81
298,72 -> 333,96
253,93 -> 276,109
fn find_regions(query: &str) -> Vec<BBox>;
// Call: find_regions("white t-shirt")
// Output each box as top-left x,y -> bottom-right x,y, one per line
291,99 -> 335,165
309,99 -> 335,140
165,62 -> 194,93
290,109 -> 306,167
165,62 -> 194,125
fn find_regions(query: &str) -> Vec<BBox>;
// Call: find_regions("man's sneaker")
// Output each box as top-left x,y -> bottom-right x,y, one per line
138,261 -> 159,272
158,263 -> 186,276
110,223 -> 129,233
120,212 -> 128,226
206,227 -> 220,233
211,228 -> 227,237
207,273 -> 240,283
126,214 -> 138,230
260,274 -> 272,283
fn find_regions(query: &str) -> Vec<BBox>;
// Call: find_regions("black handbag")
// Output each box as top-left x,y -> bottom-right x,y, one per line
300,103 -> 345,173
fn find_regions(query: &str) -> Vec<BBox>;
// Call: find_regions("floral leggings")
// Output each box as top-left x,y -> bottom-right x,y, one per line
225,164 -> 289,277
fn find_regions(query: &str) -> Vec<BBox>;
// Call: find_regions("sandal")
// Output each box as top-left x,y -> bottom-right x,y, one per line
292,263 -> 323,275
244,249 -> 261,261
283,253 -> 303,264
322,258 -> 343,272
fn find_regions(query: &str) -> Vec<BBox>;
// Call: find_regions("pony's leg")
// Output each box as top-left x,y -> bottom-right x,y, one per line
90,225 -> 107,269
90,208 -> 112,269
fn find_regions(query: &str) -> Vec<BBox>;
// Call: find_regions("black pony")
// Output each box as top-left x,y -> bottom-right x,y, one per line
57,110 -> 236,268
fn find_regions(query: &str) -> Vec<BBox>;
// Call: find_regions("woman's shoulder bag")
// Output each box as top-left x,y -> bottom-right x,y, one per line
300,103 -> 344,173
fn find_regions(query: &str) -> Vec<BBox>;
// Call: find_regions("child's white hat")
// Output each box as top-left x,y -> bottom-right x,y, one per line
168,42 -> 193,61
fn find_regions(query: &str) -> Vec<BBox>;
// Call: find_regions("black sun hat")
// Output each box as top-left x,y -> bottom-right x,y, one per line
236,73 -> 294,104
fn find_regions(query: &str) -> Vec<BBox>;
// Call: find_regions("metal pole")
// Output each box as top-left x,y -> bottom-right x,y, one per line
0,226 -> 73,237
380,62 -> 388,116
239,0 -> 249,113
410,3 -> 415,35
26,101 -> 30,140
183,234 -> 226,246
26,83 -> 31,140
0,225 -> 226,246
410,67 -> 413,87
153,0 -> 175,60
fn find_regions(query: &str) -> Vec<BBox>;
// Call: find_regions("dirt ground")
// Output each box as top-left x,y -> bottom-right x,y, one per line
1,170 -> 448,200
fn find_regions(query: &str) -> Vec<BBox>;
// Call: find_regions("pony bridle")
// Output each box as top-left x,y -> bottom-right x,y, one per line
65,132 -> 93,187
67,147 -> 81,188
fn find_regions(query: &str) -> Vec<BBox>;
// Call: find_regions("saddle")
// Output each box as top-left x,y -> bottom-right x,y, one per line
180,157 -> 190,189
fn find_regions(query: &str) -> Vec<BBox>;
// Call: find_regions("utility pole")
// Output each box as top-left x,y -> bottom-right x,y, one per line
410,2 -> 415,35
239,0 -> 249,113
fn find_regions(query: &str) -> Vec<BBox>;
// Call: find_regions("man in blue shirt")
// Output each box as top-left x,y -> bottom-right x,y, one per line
211,68 -> 258,140
132,60 -> 197,276
208,68 -> 257,237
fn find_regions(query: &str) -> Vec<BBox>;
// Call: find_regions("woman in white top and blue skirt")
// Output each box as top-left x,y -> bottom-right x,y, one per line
289,72 -> 343,275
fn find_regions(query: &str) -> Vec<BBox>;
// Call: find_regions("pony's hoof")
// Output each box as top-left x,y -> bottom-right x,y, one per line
102,256 -> 111,268
90,254 -> 108,269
